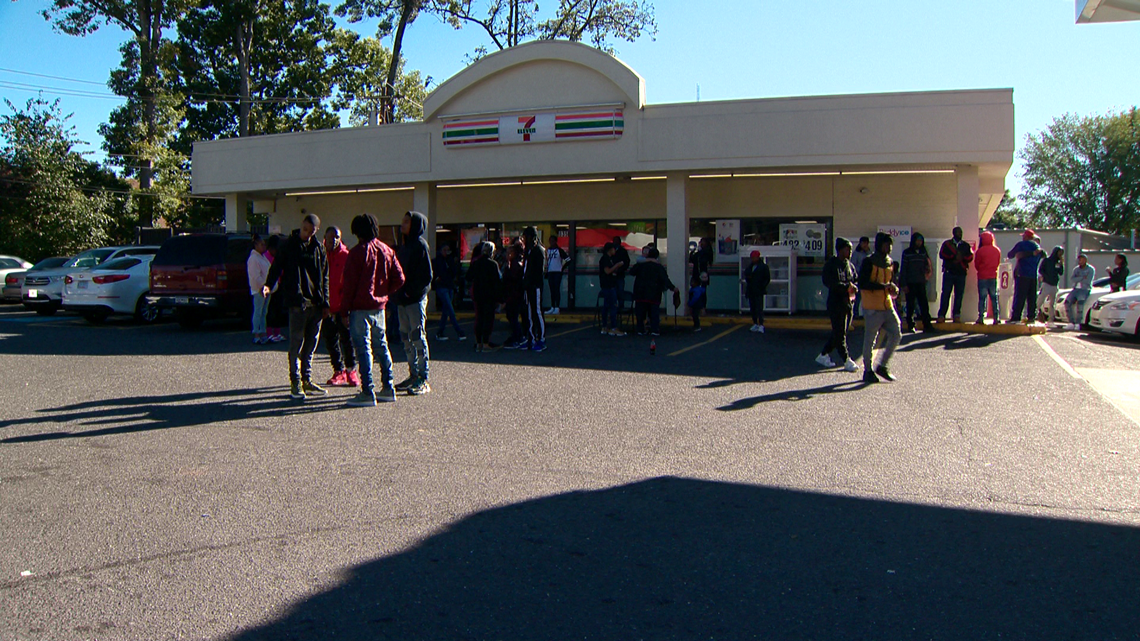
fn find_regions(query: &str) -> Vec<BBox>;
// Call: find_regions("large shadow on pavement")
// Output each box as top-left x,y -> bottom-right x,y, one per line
226,476 -> 1140,641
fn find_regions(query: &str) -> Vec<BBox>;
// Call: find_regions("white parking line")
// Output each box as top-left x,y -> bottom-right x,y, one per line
1032,335 -> 1081,379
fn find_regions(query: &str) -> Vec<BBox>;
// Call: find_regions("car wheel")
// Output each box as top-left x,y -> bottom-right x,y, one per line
135,294 -> 160,324
82,310 -> 110,324
175,309 -> 204,329
35,307 -> 56,317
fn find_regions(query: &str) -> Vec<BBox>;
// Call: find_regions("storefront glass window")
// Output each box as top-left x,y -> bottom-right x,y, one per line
572,221 -> 661,308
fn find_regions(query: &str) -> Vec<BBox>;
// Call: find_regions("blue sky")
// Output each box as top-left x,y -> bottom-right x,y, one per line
1,0 -> 1137,196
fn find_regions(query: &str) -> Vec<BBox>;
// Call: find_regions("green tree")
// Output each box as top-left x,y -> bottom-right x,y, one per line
988,190 -> 1034,230
0,98 -> 117,261
43,0 -> 196,227
1020,108 -> 1140,235
172,0 -> 343,143
330,29 -> 428,125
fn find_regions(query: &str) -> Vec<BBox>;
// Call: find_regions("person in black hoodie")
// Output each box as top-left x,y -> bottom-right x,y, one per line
1036,246 -> 1065,324
520,226 -> 547,351
395,211 -> 433,395
900,232 -> 933,333
263,213 -> 330,400
817,237 -> 859,372
431,243 -> 466,341
468,241 -> 502,352
628,247 -> 678,335
743,250 -> 771,333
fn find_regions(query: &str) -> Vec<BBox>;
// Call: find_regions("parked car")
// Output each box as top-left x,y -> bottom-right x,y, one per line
148,234 -> 254,328
1095,291 -> 1140,338
62,255 -> 160,323
1051,273 -> 1140,328
6,257 -> 68,303
22,246 -> 159,315
0,255 -> 33,302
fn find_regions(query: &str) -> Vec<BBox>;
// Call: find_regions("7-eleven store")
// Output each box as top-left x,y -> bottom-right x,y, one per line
192,40 -> 1014,315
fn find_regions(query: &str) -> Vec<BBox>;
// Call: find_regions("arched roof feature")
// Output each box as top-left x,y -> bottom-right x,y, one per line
422,40 -> 645,120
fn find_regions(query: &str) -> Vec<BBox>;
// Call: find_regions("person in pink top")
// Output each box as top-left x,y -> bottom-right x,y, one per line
322,227 -> 358,387
974,230 -> 1002,324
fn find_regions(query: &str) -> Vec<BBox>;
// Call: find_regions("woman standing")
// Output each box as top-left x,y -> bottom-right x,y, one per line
1109,254 -> 1130,293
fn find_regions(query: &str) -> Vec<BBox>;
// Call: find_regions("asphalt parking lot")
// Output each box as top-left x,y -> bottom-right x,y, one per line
1,305 -> 1138,640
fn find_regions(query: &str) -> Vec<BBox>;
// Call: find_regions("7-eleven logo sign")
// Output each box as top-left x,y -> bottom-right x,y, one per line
518,115 -> 537,141
501,113 -> 553,144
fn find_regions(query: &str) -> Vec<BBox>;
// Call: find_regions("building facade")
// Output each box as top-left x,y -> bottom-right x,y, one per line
192,41 -> 1015,314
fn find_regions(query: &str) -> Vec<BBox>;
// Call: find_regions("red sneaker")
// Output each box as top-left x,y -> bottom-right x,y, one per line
326,370 -> 347,386
346,370 -> 361,387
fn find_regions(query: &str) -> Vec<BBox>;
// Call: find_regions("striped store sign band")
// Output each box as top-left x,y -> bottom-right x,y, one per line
442,108 -> 623,147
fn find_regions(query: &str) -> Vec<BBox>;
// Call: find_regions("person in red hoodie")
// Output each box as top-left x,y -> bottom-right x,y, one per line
342,214 -> 405,407
973,230 -> 1002,325
322,227 -> 358,387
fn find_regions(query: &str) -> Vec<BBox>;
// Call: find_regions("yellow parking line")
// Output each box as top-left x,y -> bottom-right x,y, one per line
668,324 -> 744,357
549,324 -> 595,338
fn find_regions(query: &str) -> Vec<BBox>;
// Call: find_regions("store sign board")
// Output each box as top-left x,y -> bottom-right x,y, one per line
716,219 -> 741,264
442,108 -> 624,147
877,225 -> 912,263
779,223 -> 827,258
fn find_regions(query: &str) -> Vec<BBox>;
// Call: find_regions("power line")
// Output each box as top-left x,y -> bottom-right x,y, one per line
0,66 -> 110,87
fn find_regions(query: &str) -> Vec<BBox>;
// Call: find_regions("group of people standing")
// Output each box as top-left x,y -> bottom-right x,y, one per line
246,211 -> 437,406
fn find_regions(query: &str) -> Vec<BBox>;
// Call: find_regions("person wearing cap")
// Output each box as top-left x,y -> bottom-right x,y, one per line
858,232 -> 901,382
1007,230 -> 1043,324
817,237 -> 860,372
743,250 -> 771,333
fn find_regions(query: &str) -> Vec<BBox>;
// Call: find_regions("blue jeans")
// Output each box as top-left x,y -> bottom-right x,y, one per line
350,309 -> 394,394
1065,289 -> 1090,325
435,288 -> 464,337
601,287 -> 618,329
398,299 -> 430,380
977,278 -> 1000,319
251,291 -> 268,335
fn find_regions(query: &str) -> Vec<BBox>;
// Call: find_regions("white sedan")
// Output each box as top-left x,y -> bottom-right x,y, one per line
0,255 -> 33,300
1093,291 -> 1140,337
62,255 -> 160,323
1052,273 -> 1140,327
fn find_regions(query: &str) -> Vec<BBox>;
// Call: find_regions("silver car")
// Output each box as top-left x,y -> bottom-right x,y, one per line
23,246 -> 159,315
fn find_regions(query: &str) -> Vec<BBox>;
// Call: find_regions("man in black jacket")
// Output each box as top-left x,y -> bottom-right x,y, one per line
520,226 -> 547,351
816,237 -> 860,373
263,213 -> 330,400
743,250 -> 771,333
395,211 -> 433,395
431,243 -> 465,341
629,247 -> 677,335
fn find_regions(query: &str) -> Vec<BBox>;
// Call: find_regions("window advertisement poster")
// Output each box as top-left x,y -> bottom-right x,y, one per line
716,219 -> 741,264
778,223 -> 827,258
877,225 -> 912,264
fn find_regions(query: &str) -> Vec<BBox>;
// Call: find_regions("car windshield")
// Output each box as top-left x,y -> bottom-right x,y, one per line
94,257 -> 143,271
153,236 -> 228,267
67,249 -> 116,269
30,257 -> 68,271
0,258 -> 22,269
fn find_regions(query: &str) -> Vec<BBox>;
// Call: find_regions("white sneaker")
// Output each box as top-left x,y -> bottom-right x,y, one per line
758,325 -> 765,334
545,308 -> 556,314
749,324 -> 760,332
552,307 -> 559,314
843,359 -> 859,372
815,354 -> 836,368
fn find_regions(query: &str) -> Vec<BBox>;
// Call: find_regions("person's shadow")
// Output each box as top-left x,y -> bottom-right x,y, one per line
226,476 -> 1140,640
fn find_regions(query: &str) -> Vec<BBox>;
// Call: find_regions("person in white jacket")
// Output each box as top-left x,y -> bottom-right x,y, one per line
247,235 -> 272,344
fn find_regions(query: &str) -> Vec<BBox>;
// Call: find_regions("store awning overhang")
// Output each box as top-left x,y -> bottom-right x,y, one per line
1076,0 -> 1140,23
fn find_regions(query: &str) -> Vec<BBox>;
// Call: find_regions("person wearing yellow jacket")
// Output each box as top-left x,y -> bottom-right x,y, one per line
859,232 -> 902,383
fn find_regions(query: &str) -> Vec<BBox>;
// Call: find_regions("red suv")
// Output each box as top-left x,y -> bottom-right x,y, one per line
148,234 -> 254,328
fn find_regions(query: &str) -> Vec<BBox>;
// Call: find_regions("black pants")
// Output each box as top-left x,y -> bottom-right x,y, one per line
288,305 -> 324,383
691,306 -> 703,329
547,272 -> 563,309
522,286 -> 545,343
474,300 -> 497,344
905,282 -> 932,329
635,301 -> 661,334
322,312 -> 355,371
505,298 -> 522,343
749,294 -> 765,325
820,304 -> 852,362
1010,276 -> 1037,322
